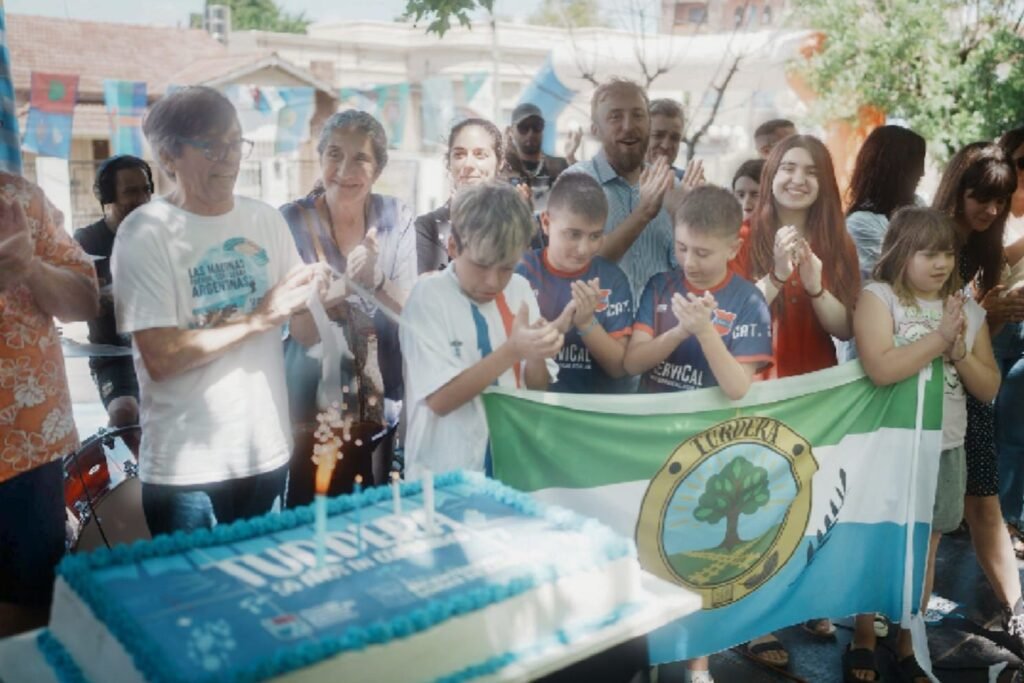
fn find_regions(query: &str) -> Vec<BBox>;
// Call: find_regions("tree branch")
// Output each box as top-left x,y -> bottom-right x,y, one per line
682,54 -> 742,160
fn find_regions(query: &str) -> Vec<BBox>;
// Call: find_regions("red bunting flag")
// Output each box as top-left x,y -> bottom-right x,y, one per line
29,72 -> 78,114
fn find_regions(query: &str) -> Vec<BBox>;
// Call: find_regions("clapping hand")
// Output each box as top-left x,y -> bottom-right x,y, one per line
514,181 -> 533,210
347,227 -> 382,290
509,302 -> 565,361
980,284 -> 1024,325
795,237 -> 823,294
638,157 -> 674,220
257,263 -> 330,326
681,157 -> 706,190
938,293 -> 965,356
663,158 -> 706,215
570,277 -> 602,329
772,225 -> 802,282
671,291 -> 717,338
564,127 -> 583,162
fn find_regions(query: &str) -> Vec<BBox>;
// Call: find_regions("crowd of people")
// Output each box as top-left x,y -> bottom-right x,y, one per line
1,79 -> 1023,683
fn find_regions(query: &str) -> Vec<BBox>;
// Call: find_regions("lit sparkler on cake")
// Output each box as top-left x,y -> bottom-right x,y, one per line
312,401 -> 350,567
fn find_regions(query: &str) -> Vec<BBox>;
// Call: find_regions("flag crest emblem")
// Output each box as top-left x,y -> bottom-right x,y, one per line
636,417 -> 818,608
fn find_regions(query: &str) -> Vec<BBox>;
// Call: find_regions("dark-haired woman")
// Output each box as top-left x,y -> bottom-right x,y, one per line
839,125 -> 927,363
845,125 -> 927,283
997,128 -> 1024,559
415,118 -> 504,274
934,142 -> 1024,655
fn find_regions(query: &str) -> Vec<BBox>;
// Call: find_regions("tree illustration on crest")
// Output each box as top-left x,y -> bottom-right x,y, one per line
693,456 -> 771,550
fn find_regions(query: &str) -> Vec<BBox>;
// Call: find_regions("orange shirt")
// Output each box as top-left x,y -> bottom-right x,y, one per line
0,174 -> 95,483
731,221 -> 848,379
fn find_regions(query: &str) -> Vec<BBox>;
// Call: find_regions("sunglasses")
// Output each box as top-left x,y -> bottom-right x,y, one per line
517,120 -> 544,134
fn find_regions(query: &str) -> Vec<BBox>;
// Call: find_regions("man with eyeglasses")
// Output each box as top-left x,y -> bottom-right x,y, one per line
111,86 -> 328,538
501,103 -> 573,214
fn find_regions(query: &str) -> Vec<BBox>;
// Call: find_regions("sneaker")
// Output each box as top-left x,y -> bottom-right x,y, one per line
687,671 -> 714,683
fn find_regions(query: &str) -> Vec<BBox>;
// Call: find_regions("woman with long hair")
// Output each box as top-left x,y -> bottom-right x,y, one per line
738,134 -> 861,377
995,127 -> 1024,552
845,125 -> 927,282
933,141 -> 1024,653
732,134 -> 861,669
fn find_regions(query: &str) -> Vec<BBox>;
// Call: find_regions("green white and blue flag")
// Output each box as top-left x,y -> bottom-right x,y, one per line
484,361 -> 943,664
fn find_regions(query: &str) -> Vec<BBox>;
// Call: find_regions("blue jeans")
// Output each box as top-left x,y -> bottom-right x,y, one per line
995,322 -> 1024,525
142,463 -> 289,537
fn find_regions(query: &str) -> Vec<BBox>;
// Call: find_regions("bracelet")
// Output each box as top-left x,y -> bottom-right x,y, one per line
577,318 -> 600,338
768,270 -> 787,288
806,284 -> 826,299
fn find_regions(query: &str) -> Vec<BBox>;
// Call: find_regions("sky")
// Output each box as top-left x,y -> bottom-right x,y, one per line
3,0 -> 550,26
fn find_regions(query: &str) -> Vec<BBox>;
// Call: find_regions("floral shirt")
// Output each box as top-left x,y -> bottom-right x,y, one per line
0,173 -> 95,483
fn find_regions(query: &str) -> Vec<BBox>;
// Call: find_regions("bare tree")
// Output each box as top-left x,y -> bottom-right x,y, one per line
681,54 -> 742,161
679,2 -> 764,161
559,0 -> 754,160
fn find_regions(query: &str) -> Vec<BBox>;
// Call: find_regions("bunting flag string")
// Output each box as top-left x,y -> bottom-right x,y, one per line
103,80 -> 147,156
0,2 -> 21,173
22,72 -> 78,159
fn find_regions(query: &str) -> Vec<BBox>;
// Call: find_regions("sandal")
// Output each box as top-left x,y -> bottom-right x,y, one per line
996,662 -> 1023,683
801,618 -> 837,640
896,653 -> 929,683
842,645 -> 878,683
739,636 -> 790,669
1010,526 -> 1024,559
873,613 -> 890,638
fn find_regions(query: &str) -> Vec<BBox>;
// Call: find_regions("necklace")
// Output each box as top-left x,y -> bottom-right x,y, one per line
521,155 -> 545,180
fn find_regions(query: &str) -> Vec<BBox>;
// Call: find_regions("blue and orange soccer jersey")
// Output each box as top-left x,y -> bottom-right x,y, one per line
516,249 -> 633,393
634,269 -> 772,393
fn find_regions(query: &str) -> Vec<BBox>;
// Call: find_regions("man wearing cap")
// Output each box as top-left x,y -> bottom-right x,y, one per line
501,103 -> 574,213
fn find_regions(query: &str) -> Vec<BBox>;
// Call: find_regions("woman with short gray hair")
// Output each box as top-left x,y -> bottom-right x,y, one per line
111,85 -> 324,537
280,109 -> 416,501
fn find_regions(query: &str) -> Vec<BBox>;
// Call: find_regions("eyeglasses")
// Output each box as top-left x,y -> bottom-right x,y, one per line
179,137 -> 254,162
517,120 -> 544,135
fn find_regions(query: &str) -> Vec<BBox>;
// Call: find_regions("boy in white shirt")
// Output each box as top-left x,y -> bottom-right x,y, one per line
401,182 -> 564,478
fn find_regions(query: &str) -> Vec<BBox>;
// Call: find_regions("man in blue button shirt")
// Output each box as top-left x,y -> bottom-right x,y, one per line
566,79 -> 701,303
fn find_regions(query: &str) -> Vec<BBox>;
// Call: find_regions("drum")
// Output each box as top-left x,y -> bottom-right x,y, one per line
63,426 -> 151,552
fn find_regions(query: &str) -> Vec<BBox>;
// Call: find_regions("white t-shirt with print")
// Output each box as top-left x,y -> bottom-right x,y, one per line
864,282 -> 985,449
400,267 -> 558,478
112,196 -> 302,485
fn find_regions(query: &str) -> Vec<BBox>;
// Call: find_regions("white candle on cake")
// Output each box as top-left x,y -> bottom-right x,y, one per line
391,471 -> 402,515
354,475 -> 364,552
423,469 -> 435,535
314,495 -> 327,568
